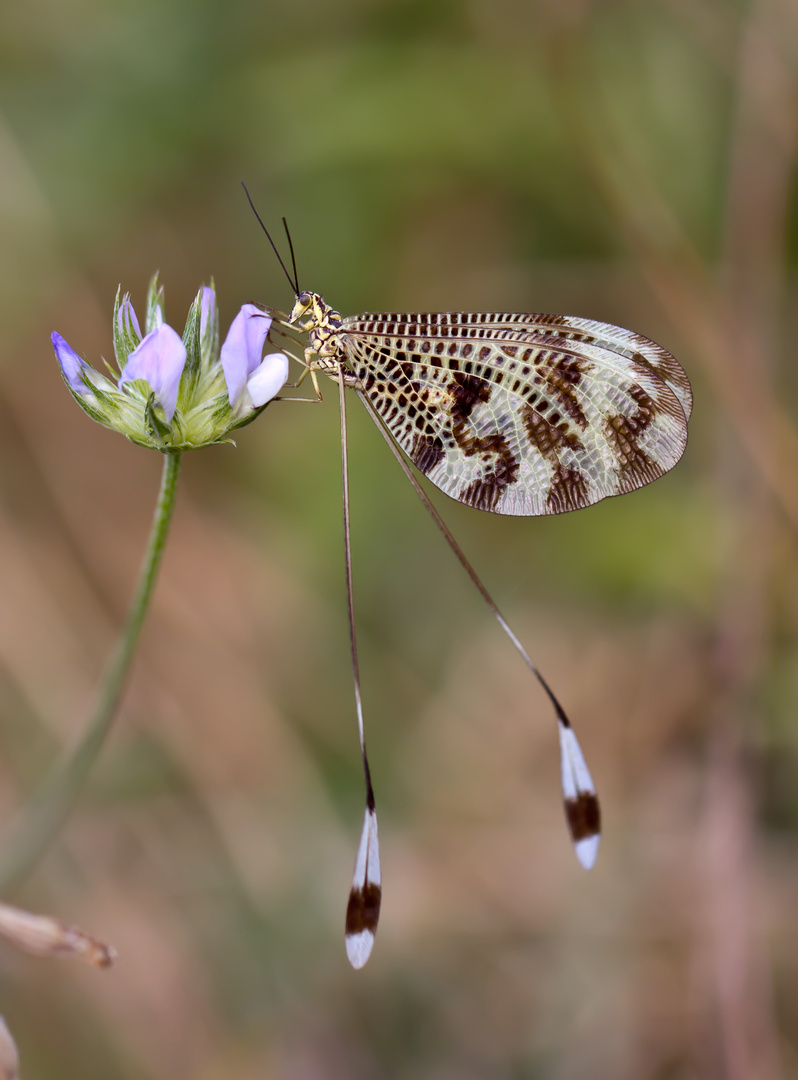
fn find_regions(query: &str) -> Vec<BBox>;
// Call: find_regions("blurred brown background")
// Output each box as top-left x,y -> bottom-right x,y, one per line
0,0 -> 796,1076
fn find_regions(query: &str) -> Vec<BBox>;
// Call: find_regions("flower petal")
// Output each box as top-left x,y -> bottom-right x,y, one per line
118,324 -> 187,421
51,331 -> 92,393
200,286 -> 216,338
220,304 -> 273,406
117,296 -> 141,342
246,353 -> 289,407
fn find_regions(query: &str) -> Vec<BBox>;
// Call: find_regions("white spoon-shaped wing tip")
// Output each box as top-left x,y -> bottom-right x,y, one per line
558,723 -> 601,870
345,806 -> 381,969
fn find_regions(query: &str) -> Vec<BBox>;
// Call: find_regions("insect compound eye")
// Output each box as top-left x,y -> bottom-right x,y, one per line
298,290 -> 312,306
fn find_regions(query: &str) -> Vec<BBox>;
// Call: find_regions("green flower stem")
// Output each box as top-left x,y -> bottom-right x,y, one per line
0,450 -> 182,894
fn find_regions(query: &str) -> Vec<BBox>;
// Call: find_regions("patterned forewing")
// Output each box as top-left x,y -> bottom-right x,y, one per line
341,312 -> 689,517
453,312 -> 693,422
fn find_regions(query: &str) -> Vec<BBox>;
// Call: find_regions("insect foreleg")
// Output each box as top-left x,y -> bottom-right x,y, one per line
270,363 -> 325,404
291,365 -> 311,389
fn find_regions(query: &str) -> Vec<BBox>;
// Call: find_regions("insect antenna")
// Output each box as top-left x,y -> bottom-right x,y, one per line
240,182 -> 299,296
338,368 -> 382,969
356,389 -> 601,872
282,217 -> 300,295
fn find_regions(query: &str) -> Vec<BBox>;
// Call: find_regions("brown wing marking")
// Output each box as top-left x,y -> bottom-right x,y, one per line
603,382 -> 662,491
407,370 -> 521,513
537,354 -> 590,431
519,404 -> 589,514
546,468 -> 591,514
444,372 -> 521,511
565,791 -> 602,843
449,371 -> 491,419
456,439 -> 520,511
410,432 -> 445,474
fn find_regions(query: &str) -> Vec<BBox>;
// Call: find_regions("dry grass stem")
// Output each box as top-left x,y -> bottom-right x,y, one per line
0,1017 -> 19,1080
0,901 -> 116,968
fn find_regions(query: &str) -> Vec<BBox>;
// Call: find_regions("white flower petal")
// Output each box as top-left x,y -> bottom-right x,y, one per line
246,352 -> 289,407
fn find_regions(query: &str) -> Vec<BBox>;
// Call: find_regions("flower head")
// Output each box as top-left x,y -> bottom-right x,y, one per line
52,275 -> 288,451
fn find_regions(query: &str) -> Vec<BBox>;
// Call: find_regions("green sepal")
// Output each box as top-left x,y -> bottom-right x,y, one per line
145,273 -> 165,334
89,382 -> 124,419
225,402 -> 270,432
66,388 -> 112,427
112,287 -> 142,371
168,408 -> 187,446
202,278 -> 219,372
144,391 -> 172,445
179,287 -> 204,407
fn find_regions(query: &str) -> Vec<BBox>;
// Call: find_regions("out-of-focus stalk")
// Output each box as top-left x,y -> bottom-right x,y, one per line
0,451 -> 182,893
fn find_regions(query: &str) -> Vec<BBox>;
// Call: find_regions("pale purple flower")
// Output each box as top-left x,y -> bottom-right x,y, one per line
52,332 -> 93,394
53,278 -> 286,450
221,304 -> 287,409
118,324 -> 187,421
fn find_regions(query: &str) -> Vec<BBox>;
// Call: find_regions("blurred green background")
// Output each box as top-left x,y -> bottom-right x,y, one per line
0,0 -> 796,1076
